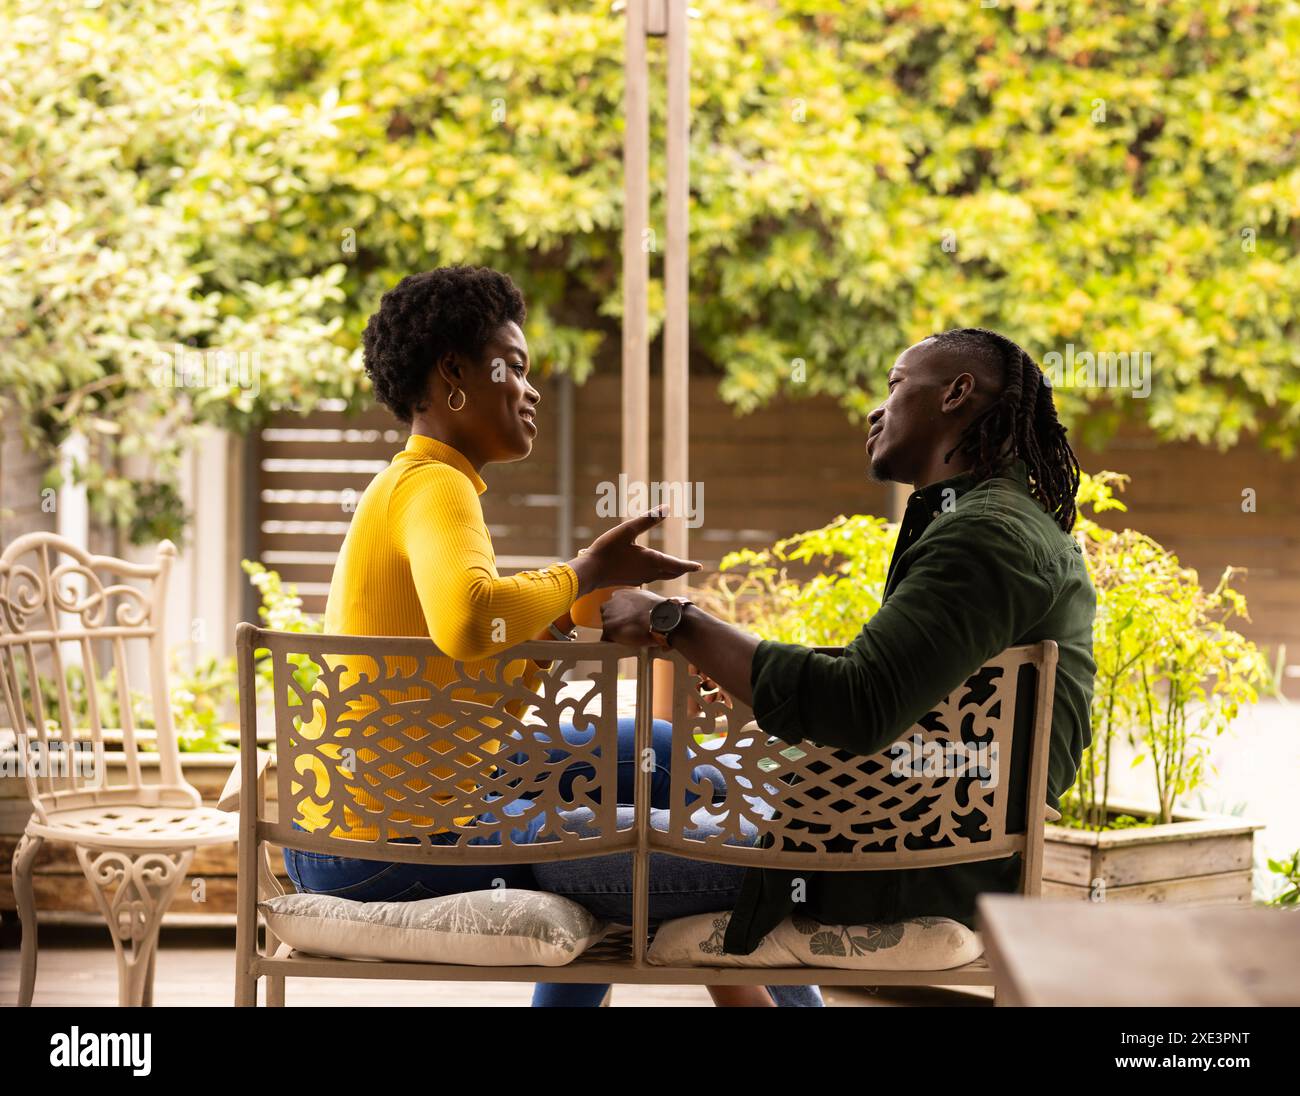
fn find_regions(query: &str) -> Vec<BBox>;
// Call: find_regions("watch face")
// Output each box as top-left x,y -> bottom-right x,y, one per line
650,599 -> 684,634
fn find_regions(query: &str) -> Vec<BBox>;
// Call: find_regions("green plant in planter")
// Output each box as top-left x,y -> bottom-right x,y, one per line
26,649 -> 234,753
171,654 -> 237,753
240,559 -> 324,706
1064,474 -> 1271,829
33,662 -> 102,730
1060,473 -> 1135,828
699,470 -> 1270,833
696,514 -> 898,647
1266,850 -> 1300,908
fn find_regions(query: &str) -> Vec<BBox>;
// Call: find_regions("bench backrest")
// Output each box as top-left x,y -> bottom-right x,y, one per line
241,625 -> 640,864
649,643 -> 1058,874
240,624 -> 1057,887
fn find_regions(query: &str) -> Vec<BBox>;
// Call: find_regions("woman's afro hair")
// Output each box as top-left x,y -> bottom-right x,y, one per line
361,266 -> 526,423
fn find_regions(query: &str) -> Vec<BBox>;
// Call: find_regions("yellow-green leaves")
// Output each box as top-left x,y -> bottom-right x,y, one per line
5,0 -> 1298,542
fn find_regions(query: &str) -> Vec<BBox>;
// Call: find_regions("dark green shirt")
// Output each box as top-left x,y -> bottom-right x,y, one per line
722,458 -> 1097,955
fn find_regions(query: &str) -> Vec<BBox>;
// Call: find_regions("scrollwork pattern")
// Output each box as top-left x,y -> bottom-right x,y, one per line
76,847 -> 190,947
275,638 -> 625,850
0,545 -> 152,634
660,650 -> 1023,860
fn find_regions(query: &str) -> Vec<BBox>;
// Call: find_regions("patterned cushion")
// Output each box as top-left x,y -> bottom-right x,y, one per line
260,889 -> 607,967
647,910 -> 982,970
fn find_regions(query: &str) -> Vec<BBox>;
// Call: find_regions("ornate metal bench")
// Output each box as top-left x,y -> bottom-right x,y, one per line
229,622 -> 1057,1004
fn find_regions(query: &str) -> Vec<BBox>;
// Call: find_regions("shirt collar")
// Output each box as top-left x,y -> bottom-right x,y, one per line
404,434 -> 488,495
909,457 -> 1029,511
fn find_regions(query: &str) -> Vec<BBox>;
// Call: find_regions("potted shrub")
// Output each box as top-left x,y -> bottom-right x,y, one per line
1045,473 -> 1270,905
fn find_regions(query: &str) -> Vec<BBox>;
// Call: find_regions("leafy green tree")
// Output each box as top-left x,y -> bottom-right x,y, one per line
0,0 -> 362,539
4,0 -> 1298,538
250,0 -> 1299,450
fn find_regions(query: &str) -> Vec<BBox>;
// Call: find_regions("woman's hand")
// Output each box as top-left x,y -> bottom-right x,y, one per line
695,669 -> 733,709
567,506 -> 701,595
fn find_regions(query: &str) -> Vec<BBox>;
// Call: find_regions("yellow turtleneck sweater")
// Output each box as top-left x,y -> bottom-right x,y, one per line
293,434 -> 578,842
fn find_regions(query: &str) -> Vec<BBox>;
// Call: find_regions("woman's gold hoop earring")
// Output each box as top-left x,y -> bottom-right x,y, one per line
448,388 -> 467,412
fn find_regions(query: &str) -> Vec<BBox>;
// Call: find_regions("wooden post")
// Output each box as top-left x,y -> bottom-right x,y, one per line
618,0 -> 653,686
662,0 -> 690,597
556,373 -> 574,559
632,648 -> 653,966
621,0 -> 650,498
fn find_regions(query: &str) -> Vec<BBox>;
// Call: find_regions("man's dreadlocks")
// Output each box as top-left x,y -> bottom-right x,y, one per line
927,328 -> 1082,533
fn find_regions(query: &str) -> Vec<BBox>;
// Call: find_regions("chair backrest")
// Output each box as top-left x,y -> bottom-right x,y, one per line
0,532 -> 198,818
648,642 -> 1058,883
239,624 -> 640,864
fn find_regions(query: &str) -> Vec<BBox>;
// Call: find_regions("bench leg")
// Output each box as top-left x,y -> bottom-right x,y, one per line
141,947 -> 157,1007
265,926 -> 286,1006
234,965 -> 258,1007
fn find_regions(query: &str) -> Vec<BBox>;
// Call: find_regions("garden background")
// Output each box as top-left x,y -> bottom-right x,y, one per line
1,0 -> 1297,905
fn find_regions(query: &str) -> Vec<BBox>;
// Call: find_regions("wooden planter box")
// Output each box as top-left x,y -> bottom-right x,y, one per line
0,732 -> 286,922
1043,800 -> 1263,907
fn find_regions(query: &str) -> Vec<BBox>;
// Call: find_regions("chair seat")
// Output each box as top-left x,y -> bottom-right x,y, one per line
28,804 -> 238,849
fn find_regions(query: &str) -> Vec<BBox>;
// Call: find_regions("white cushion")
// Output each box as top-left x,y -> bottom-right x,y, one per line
260,889 -> 606,967
647,910 -> 982,970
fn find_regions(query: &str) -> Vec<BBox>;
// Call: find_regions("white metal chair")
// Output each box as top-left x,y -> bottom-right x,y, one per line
0,532 -> 237,1006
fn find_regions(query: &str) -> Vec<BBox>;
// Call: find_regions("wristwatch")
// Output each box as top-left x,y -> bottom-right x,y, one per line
649,597 -> 692,647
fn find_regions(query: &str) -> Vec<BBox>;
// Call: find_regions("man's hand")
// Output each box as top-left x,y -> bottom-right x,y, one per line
601,588 -> 761,707
599,588 -> 666,646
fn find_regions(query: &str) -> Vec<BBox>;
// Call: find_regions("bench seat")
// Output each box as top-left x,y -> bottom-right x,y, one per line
260,929 -> 994,987
230,630 -> 1056,1005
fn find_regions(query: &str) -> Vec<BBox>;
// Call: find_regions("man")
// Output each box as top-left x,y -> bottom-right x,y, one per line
599,327 -> 1098,955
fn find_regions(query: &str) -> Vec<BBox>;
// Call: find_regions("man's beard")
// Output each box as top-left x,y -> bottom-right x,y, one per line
867,454 -> 892,483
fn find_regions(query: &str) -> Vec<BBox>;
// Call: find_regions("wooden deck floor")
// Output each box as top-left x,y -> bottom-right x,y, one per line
1,922 -> 992,1007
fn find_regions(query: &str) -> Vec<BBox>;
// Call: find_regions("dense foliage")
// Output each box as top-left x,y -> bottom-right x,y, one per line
4,0 -> 1298,538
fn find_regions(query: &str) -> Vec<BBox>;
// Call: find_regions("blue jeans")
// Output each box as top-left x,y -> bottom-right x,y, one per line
528,803 -> 823,1007
283,716 -> 822,1007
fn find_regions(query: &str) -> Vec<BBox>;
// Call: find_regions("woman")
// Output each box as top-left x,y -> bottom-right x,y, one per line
284,266 -> 821,1007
